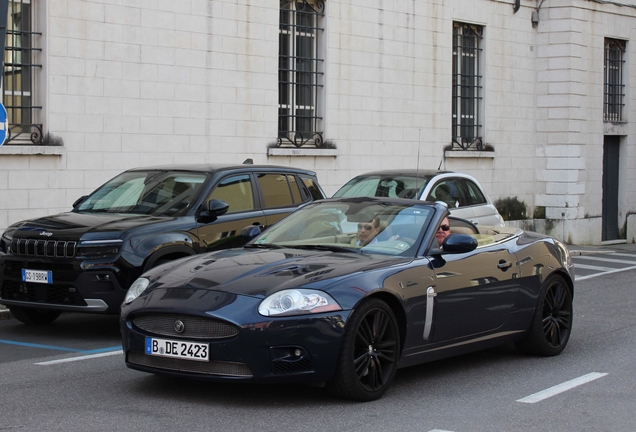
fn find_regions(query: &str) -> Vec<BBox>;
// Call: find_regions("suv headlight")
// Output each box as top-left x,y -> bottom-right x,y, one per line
258,289 -> 341,317
1,231 -> 13,254
124,278 -> 150,304
76,239 -> 123,259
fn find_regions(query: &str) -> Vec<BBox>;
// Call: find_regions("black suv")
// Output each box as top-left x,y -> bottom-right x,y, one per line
0,163 -> 325,324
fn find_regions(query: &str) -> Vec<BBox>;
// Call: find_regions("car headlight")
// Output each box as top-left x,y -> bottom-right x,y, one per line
76,239 -> 123,259
124,278 -> 150,305
258,289 -> 341,317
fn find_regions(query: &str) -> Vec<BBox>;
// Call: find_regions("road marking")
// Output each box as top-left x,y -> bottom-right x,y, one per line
0,338 -> 121,354
573,263 -> 616,271
575,256 -> 636,265
517,372 -> 608,403
35,349 -> 123,365
575,265 -> 636,281
607,252 -> 636,258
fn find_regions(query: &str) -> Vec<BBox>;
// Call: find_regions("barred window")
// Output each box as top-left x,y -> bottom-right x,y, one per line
452,22 -> 483,150
278,0 -> 324,148
2,0 -> 42,144
604,38 -> 625,123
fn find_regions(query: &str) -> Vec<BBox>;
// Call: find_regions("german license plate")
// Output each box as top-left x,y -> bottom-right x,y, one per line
145,337 -> 209,362
22,269 -> 52,284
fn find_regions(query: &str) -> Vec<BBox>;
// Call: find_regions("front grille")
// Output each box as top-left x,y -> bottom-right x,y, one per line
272,357 -> 314,374
127,351 -> 253,377
133,314 -> 239,340
133,314 -> 239,339
1,280 -> 87,306
11,238 -> 76,258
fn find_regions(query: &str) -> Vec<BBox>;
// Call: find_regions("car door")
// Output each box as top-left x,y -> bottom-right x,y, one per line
256,173 -> 307,227
459,178 -> 503,226
196,173 -> 266,252
428,238 -> 521,342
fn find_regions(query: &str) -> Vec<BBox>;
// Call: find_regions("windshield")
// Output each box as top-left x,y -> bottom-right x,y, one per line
253,200 -> 435,256
332,175 -> 432,200
75,171 -> 208,216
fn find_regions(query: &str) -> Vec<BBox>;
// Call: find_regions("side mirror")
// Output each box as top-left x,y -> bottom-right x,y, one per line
208,199 -> 230,216
197,199 -> 229,222
73,195 -> 88,208
241,225 -> 261,240
442,234 -> 478,254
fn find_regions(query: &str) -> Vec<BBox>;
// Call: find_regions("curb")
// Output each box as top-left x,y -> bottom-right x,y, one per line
0,308 -> 11,321
569,249 -> 616,256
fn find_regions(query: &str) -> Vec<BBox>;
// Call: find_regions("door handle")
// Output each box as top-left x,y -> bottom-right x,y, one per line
497,260 -> 513,270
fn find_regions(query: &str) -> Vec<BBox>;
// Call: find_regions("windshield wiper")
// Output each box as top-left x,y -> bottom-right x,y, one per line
285,244 -> 359,253
244,243 -> 284,249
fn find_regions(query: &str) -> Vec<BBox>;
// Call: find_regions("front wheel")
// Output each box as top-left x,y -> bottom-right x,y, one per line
515,275 -> 573,356
326,298 -> 400,401
9,306 -> 61,325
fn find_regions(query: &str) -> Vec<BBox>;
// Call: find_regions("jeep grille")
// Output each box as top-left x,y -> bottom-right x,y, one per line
11,239 -> 77,258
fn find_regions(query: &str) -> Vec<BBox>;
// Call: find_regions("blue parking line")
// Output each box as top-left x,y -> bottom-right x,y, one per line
0,339 -> 121,354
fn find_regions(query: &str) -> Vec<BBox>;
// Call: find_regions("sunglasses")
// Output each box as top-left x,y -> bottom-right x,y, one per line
439,224 -> 450,232
358,224 -> 374,231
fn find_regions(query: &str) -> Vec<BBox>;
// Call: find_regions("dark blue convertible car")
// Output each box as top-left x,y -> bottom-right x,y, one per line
120,197 -> 574,401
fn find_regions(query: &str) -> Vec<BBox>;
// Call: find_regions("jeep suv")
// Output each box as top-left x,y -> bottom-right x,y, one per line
0,163 -> 325,324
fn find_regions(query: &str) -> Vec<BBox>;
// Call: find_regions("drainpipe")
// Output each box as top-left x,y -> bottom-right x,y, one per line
0,0 -> 7,88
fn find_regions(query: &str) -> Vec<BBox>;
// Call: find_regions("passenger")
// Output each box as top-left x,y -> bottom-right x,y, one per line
354,217 -> 381,246
435,217 -> 451,247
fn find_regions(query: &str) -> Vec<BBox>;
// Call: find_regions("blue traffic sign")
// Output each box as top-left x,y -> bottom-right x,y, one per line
0,102 -> 7,146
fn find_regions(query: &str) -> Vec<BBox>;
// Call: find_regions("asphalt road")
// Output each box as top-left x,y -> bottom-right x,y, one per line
0,252 -> 635,431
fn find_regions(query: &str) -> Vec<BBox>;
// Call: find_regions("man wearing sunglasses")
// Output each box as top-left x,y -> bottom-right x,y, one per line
435,217 -> 451,247
355,217 -> 381,246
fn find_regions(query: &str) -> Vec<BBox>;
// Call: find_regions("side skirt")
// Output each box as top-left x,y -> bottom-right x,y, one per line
397,330 -> 525,369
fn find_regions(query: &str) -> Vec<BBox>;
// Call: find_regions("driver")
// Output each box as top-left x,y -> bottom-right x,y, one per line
354,217 -> 381,246
435,217 -> 451,247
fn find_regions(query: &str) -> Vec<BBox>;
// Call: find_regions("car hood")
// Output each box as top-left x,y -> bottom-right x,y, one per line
144,248 -> 410,299
7,211 -> 175,241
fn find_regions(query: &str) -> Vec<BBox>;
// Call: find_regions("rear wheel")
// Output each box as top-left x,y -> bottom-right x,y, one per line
9,306 -> 61,325
326,298 -> 400,401
515,275 -> 573,356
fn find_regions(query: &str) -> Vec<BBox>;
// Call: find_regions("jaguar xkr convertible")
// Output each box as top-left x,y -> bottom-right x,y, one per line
120,197 -> 574,401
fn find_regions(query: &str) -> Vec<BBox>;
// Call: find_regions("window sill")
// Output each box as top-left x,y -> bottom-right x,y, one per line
268,148 -> 337,157
0,145 -> 65,156
444,150 -> 495,159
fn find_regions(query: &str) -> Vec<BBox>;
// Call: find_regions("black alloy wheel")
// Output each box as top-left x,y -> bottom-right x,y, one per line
327,298 -> 400,401
516,275 -> 573,356
9,306 -> 62,325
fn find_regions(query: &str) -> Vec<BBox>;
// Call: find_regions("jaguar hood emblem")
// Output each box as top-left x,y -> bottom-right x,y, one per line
174,320 -> 185,333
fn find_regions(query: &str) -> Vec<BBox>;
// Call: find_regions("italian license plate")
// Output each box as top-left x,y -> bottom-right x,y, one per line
22,269 -> 52,284
145,337 -> 209,362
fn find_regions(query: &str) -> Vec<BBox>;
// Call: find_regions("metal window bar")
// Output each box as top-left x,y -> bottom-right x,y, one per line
278,0 -> 324,148
604,38 -> 625,123
3,0 -> 43,145
452,23 -> 483,150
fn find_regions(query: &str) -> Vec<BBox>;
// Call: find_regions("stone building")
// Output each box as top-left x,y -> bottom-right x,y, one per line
0,0 -> 635,244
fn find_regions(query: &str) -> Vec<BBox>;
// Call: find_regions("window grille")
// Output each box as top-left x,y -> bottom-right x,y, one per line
3,0 -> 42,144
452,22 -> 483,150
278,0 -> 324,148
604,38 -> 625,123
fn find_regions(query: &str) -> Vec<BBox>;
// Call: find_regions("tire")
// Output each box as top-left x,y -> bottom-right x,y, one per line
326,298 -> 400,401
9,306 -> 61,325
515,275 -> 573,356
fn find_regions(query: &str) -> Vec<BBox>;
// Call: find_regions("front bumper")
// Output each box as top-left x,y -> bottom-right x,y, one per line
0,255 -> 128,314
121,291 -> 351,383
